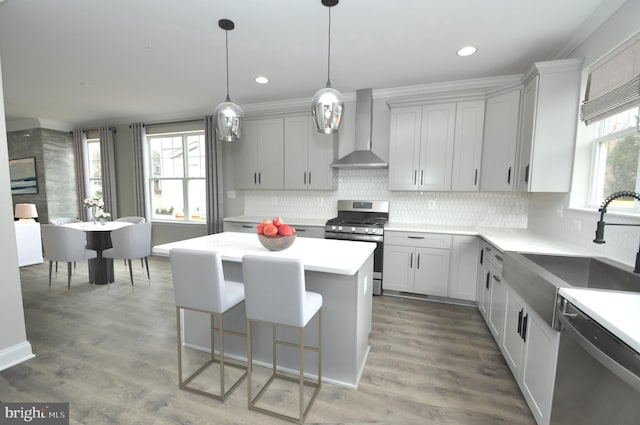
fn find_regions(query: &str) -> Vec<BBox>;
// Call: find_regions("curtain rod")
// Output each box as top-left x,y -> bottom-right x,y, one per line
130,118 -> 205,128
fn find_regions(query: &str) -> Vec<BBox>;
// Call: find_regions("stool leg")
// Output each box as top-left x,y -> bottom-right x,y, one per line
299,326 -> 304,423
176,307 -> 183,387
272,324 -> 277,375
219,313 -> 225,398
247,319 -> 253,409
318,308 -> 323,386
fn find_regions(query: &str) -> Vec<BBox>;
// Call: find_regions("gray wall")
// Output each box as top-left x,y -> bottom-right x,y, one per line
0,55 -> 32,369
7,128 -> 75,223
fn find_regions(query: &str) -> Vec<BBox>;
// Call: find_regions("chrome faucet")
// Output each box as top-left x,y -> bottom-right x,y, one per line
593,191 -> 640,273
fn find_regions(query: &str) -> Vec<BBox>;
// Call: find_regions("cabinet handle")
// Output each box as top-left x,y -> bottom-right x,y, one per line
258,172 -> 261,185
517,308 -> 523,336
308,171 -> 311,185
413,170 -> 417,185
304,171 -> 306,185
494,254 -> 503,263
485,271 -> 490,289
479,248 -> 484,265
474,169 -> 478,186
254,172 -> 257,185
241,225 -> 253,229
492,275 -> 501,283
524,164 -> 530,184
410,252 -> 413,269
417,253 -> 420,269
507,167 -> 512,185
420,169 -> 424,186
522,314 -> 529,342
297,228 -> 306,232
407,236 -> 425,240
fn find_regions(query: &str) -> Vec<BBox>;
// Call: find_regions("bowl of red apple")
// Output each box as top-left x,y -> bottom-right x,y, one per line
256,217 -> 297,251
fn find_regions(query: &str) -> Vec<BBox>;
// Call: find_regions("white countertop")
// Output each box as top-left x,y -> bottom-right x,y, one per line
152,231 -> 375,275
224,216 -> 328,227
559,288 -> 640,353
62,221 -> 133,231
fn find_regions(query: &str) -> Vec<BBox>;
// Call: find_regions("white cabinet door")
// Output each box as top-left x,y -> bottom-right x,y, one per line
502,287 -> 526,377
448,235 -> 479,301
235,118 -> 284,189
451,100 -> 485,191
307,125 -> 337,190
418,103 -> 456,191
382,244 -> 415,292
479,268 -> 491,318
487,273 -> 507,345
520,310 -> 560,425
414,247 -> 450,296
480,89 -> 520,191
284,115 -> 310,190
389,106 -> 422,190
516,58 -> 582,192
517,76 -> 537,192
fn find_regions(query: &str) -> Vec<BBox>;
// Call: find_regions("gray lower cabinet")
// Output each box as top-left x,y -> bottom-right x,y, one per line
477,244 -> 559,425
223,220 -> 324,239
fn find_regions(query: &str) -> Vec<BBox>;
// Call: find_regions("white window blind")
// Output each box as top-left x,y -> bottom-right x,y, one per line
581,31 -> 640,125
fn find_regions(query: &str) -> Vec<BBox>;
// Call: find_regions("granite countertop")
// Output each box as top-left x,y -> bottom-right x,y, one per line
559,288 -> 640,353
152,231 -> 375,275
224,215 -> 328,227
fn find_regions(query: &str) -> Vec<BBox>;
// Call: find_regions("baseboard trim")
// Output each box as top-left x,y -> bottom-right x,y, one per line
0,341 -> 35,372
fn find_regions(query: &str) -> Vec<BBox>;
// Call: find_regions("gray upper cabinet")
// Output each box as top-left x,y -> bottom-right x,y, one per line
480,88 -> 521,192
389,103 -> 456,191
284,115 -> 337,190
235,118 -> 284,190
516,58 -> 583,192
451,100 -> 486,191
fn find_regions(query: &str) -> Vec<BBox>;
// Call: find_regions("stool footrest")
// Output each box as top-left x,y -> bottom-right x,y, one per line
180,357 -> 247,401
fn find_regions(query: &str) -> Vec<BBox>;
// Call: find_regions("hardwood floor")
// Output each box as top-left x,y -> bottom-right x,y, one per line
1,256 -> 536,425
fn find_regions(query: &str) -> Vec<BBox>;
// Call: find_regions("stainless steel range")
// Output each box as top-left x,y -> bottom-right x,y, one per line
325,200 -> 389,295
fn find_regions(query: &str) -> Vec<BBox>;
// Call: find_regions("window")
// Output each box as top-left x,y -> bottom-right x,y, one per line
86,138 -> 103,200
589,106 -> 640,211
148,131 -> 206,222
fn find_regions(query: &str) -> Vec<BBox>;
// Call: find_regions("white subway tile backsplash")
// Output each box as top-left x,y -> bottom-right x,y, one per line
244,169 -> 528,228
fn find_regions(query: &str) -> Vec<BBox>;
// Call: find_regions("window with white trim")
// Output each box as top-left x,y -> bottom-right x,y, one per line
147,131 -> 206,222
589,106 -> 640,211
86,137 -> 103,200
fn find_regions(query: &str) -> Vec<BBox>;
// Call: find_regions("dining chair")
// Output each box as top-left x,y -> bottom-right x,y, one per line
49,216 -> 83,272
170,248 -> 247,401
41,224 -> 97,289
102,222 -> 152,285
242,254 -> 322,424
115,216 -> 146,268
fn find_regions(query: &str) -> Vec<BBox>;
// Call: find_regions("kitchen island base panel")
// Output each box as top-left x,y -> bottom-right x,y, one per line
179,256 -> 373,389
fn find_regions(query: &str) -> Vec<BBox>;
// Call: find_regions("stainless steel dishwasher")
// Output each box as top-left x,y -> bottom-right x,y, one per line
550,296 -> 640,425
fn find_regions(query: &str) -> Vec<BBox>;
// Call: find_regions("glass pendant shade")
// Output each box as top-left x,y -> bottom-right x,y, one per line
214,99 -> 243,142
311,86 -> 343,134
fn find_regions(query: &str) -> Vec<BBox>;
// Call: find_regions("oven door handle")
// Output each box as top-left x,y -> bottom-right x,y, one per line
558,309 -> 640,392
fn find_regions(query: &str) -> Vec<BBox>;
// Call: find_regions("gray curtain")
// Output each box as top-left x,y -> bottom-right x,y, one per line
99,126 -> 118,219
73,129 -> 88,221
131,123 -> 147,218
205,115 -> 224,235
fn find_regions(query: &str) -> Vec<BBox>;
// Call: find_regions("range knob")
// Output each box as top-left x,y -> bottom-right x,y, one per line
331,225 -> 337,231
351,227 -> 356,232
338,226 -> 342,231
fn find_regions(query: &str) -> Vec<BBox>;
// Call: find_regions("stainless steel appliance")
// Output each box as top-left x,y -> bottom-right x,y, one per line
325,200 -> 389,295
550,296 -> 640,425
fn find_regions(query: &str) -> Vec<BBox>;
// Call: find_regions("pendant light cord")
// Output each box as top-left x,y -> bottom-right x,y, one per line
326,7 -> 332,88
225,29 -> 231,102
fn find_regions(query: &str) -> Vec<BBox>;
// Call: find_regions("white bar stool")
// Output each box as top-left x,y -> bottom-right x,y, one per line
170,248 -> 247,401
242,254 -> 322,424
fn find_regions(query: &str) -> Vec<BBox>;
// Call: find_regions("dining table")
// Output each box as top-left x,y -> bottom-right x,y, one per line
62,221 -> 133,284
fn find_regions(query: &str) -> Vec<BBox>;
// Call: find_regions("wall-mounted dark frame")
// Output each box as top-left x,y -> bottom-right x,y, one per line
9,156 -> 38,195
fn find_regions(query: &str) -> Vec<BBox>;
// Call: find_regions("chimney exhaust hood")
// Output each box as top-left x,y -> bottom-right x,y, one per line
331,88 -> 388,169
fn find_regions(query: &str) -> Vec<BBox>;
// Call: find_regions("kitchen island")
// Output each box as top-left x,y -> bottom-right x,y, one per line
153,232 -> 376,389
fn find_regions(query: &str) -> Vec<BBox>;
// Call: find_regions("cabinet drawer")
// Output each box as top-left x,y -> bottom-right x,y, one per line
223,221 -> 258,233
292,225 -> 324,239
385,231 -> 452,249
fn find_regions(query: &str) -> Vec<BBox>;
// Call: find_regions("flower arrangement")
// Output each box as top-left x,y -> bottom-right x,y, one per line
95,209 -> 111,220
83,197 -> 104,208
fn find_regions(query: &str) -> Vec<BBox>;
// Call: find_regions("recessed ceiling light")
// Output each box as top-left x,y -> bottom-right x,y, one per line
255,76 -> 269,84
457,46 -> 477,57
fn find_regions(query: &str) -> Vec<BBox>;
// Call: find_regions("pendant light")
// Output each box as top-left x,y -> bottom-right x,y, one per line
214,18 -> 244,142
311,0 -> 344,134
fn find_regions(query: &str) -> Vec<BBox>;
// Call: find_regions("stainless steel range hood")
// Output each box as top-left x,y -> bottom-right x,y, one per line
331,88 -> 388,169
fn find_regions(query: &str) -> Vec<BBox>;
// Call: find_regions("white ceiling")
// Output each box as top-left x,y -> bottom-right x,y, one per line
0,0 -> 625,128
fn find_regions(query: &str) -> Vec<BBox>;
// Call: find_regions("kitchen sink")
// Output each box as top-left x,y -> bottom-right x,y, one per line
502,252 -> 640,327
